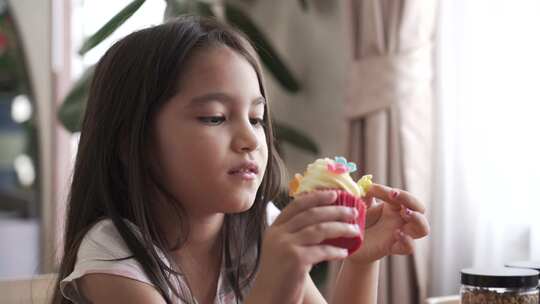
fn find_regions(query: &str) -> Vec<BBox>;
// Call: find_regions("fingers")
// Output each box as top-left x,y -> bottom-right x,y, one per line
400,207 -> 430,238
285,205 -> 358,233
364,197 -> 377,209
390,230 -> 415,255
365,201 -> 383,228
367,184 -> 426,213
273,191 -> 337,226
292,222 -> 361,246
267,191 -> 362,267
303,245 -> 349,265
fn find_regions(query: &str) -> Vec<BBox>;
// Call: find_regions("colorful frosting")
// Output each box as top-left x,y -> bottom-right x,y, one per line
289,156 -> 373,197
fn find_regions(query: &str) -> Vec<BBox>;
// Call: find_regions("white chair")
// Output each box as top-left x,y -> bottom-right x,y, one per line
425,295 -> 461,304
0,273 -> 57,304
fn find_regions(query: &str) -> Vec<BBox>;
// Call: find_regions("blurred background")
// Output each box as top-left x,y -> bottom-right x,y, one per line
0,0 -> 539,303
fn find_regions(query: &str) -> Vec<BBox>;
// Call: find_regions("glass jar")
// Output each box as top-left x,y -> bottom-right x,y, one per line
461,268 -> 539,304
506,261 -> 540,273
506,261 -> 540,303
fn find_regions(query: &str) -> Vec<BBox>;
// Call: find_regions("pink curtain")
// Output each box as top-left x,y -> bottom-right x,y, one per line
333,1 -> 437,303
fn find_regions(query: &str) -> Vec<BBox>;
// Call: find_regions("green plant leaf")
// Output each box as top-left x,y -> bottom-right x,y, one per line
274,121 -> 318,155
78,0 -> 146,55
224,3 -> 300,93
58,66 -> 95,132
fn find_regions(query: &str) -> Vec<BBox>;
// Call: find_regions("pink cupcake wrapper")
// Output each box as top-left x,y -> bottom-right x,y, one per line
321,190 -> 367,255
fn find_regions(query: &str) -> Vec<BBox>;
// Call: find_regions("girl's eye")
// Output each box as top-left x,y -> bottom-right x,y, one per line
250,118 -> 265,126
198,116 -> 225,125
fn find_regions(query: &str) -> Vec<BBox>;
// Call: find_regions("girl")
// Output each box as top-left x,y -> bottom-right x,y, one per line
51,16 -> 429,304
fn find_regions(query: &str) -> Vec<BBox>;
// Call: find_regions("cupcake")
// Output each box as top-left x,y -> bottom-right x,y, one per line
289,156 -> 372,255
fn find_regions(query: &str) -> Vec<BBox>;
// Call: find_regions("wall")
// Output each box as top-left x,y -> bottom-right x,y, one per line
6,0 -> 54,275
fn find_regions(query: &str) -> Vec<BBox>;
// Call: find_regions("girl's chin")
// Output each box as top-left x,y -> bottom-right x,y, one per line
221,199 -> 256,214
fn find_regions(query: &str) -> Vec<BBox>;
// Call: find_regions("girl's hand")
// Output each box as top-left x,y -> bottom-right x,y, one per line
250,191 -> 360,304
347,184 -> 430,264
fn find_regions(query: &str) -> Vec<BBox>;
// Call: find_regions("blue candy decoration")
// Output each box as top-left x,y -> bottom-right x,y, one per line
334,156 -> 357,173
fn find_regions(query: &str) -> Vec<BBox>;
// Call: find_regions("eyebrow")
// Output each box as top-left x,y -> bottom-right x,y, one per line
189,92 -> 266,107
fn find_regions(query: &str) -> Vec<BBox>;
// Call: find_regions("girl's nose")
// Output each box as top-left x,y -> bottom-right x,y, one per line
232,120 -> 260,153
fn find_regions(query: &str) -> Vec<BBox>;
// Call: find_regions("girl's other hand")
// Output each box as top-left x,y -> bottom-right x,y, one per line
347,183 -> 430,265
248,191 -> 359,304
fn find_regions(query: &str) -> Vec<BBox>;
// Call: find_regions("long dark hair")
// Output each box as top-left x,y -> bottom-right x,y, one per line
51,16 -> 283,304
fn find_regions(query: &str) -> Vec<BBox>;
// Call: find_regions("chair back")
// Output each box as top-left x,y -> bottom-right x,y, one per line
0,274 -> 57,304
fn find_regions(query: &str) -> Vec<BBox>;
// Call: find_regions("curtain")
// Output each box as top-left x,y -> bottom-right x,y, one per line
339,1 -> 437,303
430,0 -> 540,296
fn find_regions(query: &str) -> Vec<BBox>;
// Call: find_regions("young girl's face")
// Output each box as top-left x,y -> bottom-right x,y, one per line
152,46 -> 268,216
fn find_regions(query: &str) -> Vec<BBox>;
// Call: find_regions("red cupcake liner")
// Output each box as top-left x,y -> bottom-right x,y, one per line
321,190 -> 367,255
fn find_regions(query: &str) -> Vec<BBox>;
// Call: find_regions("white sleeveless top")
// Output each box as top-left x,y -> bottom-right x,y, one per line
60,203 -> 281,304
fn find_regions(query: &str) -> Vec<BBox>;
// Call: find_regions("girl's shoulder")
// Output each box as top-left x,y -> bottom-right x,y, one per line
78,218 -> 141,257
60,218 -> 158,303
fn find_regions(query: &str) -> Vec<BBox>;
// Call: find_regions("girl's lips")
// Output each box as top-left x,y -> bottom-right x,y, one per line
229,170 -> 257,180
228,162 -> 259,181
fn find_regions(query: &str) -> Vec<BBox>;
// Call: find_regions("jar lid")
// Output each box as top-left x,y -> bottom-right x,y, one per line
461,268 -> 539,288
506,261 -> 540,271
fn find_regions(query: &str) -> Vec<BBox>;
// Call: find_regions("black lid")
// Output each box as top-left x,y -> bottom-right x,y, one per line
506,261 -> 540,271
461,268 -> 539,288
